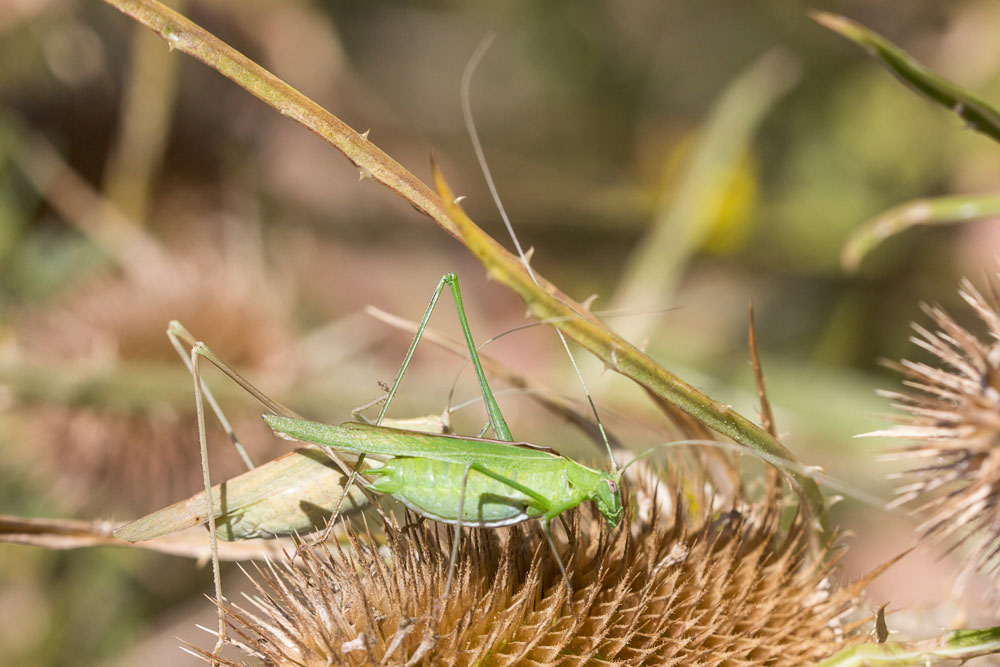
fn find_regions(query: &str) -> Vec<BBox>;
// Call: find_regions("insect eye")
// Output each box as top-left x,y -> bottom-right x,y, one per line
607,479 -> 617,493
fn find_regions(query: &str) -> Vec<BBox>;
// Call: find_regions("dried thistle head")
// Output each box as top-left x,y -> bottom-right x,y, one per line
9,245 -> 292,513
196,463 -> 868,666
873,277 -> 1000,576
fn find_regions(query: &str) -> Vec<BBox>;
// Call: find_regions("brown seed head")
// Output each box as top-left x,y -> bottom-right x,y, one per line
195,464 -> 867,666
873,278 -> 1000,577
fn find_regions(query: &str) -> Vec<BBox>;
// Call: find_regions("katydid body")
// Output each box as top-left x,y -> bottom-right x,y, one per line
265,417 -> 624,529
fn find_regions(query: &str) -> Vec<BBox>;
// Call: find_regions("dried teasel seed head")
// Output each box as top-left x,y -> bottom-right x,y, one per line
871,277 -> 1000,578
193,466 -> 871,666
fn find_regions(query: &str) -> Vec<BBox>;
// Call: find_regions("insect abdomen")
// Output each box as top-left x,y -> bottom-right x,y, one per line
369,457 -> 571,527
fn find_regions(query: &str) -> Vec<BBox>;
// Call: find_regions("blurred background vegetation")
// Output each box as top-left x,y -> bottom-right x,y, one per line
3,0 -> 1000,664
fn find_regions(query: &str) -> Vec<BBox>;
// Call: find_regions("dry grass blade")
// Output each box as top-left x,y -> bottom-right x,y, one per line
0,515 -> 295,560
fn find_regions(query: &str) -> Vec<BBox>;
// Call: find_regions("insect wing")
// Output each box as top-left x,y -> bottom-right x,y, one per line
114,448 -> 367,542
265,416 -> 563,468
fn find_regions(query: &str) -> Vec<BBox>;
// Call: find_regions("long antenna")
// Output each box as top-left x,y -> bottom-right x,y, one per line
460,34 -> 617,472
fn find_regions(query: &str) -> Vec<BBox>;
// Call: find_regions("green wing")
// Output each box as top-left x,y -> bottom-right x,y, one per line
264,415 -> 563,467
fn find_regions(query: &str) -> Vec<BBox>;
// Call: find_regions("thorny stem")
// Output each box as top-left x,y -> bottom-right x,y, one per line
102,0 -> 829,541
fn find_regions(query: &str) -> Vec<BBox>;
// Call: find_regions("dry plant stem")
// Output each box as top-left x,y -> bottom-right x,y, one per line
103,0 -> 828,539
0,515 -> 300,560
748,304 -> 777,437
